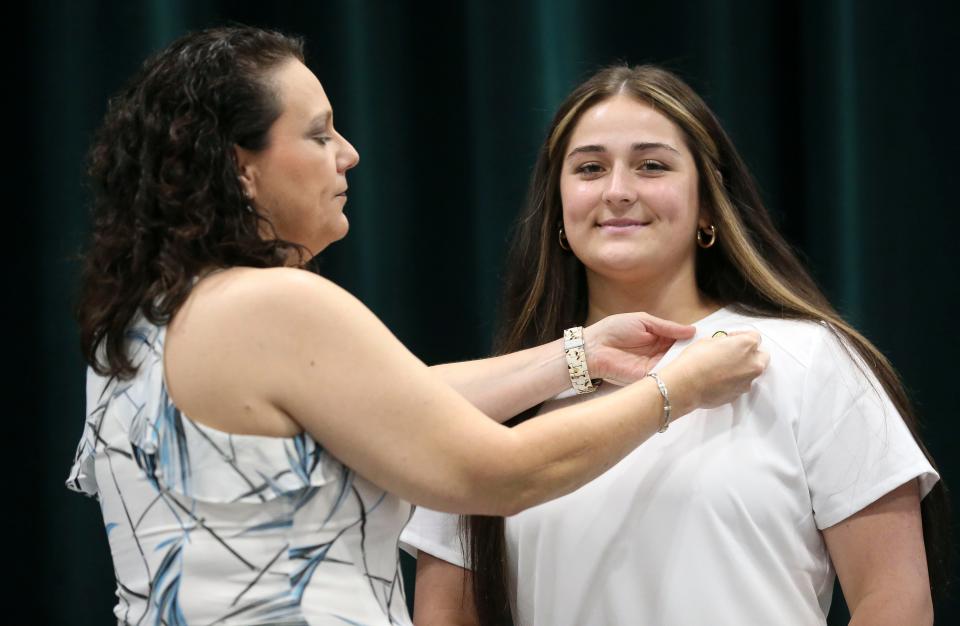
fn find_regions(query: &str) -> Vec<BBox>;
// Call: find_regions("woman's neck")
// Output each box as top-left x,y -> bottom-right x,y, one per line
584,267 -> 719,326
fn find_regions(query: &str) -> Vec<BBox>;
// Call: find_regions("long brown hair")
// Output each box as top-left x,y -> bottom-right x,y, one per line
466,64 -> 951,625
78,26 -> 308,379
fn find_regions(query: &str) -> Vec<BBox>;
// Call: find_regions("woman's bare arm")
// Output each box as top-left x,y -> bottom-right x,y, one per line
413,553 -> 479,626
166,267 -> 766,515
822,480 -> 932,626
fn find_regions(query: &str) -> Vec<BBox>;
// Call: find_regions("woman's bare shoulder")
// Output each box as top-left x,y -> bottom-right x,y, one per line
176,266 -> 362,330
164,267 -> 373,435
167,266 -> 373,381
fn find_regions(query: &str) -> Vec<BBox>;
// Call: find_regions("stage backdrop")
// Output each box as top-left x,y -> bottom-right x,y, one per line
18,1 -> 958,624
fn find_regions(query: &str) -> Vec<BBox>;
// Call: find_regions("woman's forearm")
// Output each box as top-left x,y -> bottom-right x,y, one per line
429,313 -> 698,423
473,336 -> 766,515
429,338 -> 569,423
476,374 -> 684,515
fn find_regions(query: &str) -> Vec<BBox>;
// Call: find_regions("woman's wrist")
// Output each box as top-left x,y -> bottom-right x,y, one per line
580,323 -> 608,380
656,361 -> 699,419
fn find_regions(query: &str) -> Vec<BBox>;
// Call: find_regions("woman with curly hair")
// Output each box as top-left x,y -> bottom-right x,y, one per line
404,65 -> 948,626
67,28 -> 767,625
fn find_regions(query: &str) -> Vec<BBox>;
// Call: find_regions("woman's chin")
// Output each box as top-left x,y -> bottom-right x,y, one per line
319,217 -> 350,248
583,250 -> 653,275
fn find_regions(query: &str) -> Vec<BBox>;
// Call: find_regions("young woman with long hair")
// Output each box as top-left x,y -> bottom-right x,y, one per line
404,65 -> 948,626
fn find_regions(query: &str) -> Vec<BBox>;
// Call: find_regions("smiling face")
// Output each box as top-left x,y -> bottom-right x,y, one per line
559,94 -> 709,284
235,58 -> 359,260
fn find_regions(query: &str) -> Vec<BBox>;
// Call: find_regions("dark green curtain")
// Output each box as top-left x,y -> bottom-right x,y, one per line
20,1 -> 958,623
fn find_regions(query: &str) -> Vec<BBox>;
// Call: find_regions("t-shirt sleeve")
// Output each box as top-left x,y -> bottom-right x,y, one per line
400,506 -> 470,569
797,326 -> 939,530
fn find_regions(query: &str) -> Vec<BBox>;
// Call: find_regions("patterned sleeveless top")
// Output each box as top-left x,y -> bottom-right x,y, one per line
67,317 -> 413,625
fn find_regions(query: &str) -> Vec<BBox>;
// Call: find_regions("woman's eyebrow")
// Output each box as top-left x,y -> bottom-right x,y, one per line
566,141 -> 680,159
307,111 -> 330,130
631,141 -> 680,154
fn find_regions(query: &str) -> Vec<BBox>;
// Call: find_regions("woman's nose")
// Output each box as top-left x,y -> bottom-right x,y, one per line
337,136 -> 360,172
601,166 -> 637,207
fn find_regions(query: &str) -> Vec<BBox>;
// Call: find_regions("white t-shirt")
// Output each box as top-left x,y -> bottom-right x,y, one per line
401,308 -> 939,625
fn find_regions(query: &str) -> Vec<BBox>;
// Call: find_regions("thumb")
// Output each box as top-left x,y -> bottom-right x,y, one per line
638,313 -> 696,340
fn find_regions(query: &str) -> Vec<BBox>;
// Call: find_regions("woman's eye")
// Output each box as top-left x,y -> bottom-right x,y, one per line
313,135 -> 331,146
639,160 -> 667,172
575,163 -> 604,175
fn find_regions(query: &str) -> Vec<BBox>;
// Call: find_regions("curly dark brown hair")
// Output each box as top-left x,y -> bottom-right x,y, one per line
78,26 -> 308,379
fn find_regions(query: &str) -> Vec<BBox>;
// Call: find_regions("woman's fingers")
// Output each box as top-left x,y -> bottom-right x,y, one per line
634,313 -> 696,340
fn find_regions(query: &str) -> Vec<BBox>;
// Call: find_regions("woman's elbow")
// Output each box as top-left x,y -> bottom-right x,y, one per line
850,585 -> 933,626
457,470 -> 530,517
917,591 -> 934,626
894,580 -> 933,625
458,438 -> 537,517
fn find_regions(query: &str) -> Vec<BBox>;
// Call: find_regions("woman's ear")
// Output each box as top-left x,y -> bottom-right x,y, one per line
234,145 -> 258,200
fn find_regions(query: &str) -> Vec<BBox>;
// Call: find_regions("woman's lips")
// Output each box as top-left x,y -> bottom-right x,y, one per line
597,218 -> 652,230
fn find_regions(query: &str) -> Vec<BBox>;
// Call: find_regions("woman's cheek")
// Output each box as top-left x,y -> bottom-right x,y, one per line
561,186 -> 598,222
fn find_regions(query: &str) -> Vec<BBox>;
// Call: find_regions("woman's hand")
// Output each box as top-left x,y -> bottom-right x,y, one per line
660,331 -> 769,415
583,313 -> 695,385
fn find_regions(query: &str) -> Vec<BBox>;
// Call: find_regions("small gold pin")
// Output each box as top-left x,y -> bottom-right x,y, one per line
712,330 -> 728,338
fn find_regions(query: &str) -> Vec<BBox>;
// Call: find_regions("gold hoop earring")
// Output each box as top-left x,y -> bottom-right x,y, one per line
558,226 -> 571,251
697,224 -> 717,248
